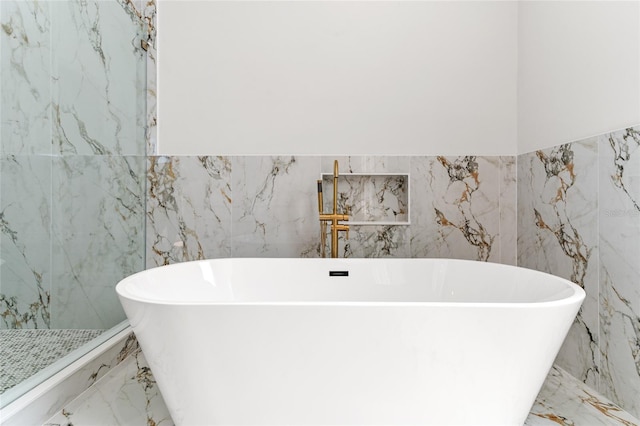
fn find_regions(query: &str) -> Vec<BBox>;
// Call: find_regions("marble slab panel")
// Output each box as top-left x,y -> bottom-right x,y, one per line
517,141 -> 600,388
146,156 -> 232,266
410,156 -> 501,262
0,1 -> 52,156
50,1 -> 146,156
51,156 -> 145,329
232,156 -> 321,257
598,127 -> 640,418
0,155 -> 51,329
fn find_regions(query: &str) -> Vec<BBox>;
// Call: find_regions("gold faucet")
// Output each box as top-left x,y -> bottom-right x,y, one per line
317,160 -> 349,258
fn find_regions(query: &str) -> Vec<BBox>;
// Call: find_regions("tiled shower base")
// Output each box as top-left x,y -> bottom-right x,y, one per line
0,329 -> 104,394
43,346 -> 640,426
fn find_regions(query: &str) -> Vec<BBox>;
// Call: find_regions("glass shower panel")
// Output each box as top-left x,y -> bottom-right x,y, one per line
0,1 -> 52,157
49,0 -> 146,329
0,0 -> 147,401
0,0 -> 53,331
51,0 -> 147,157
0,155 -> 52,330
51,155 -> 145,329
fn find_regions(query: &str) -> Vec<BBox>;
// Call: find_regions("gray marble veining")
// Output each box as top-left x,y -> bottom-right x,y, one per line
411,156 -> 501,261
0,1 -> 52,156
0,155 -> 51,329
232,156 -> 321,257
499,156 -> 517,265
51,155 -> 145,329
146,156 -> 232,266
50,1 -> 146,157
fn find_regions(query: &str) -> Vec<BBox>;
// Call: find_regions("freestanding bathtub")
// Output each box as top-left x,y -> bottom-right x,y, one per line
116,258 -> 584,426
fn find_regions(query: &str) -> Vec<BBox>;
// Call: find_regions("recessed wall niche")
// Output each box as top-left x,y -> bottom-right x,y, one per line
321,173 -> 410,226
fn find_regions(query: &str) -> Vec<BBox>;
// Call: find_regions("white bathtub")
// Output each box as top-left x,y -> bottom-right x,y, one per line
116,258 -> 584,426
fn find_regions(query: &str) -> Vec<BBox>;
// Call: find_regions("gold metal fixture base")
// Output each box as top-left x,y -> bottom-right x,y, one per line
317,160 -> 350,258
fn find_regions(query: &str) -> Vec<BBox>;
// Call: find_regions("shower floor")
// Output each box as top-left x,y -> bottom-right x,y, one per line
0,328 -> 104,394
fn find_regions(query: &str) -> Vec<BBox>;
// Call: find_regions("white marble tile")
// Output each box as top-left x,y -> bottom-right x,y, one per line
146,156 -> 232,266
0,1 -> 52,156
411,156 -> 501,261
50,1 -> 146,156
51,156 -> 145,329
232,156 -> 321,257
44,349 -> 172,426
341,225 -> 411,258
598,127 -> 640,418
517,141 -> 600,388
499,156 -> 517,265
0,155 -> 51,329
526,366 -> 640,426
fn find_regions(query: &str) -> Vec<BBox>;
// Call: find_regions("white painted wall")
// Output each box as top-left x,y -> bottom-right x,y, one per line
518,1 -> 640,154
158,1 -> 640,156
157,1 -> 518,156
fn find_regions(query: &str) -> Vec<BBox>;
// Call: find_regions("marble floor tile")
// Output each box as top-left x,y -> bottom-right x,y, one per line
526,366 -> 639,426
44,349 -> 171,426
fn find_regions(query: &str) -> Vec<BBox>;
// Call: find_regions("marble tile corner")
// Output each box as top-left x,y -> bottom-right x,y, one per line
517,139 -> 600,389
597,126 -> 640,418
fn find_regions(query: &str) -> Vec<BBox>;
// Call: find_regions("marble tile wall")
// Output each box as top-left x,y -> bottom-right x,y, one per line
517,126 -> 640,418
0,0 -> 151,331
146,155 -> 517,266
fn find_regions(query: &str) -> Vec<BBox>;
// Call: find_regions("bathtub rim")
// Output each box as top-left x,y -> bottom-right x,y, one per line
116,258 -> 586,309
